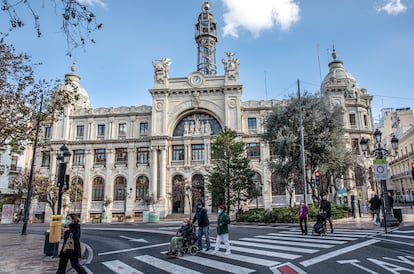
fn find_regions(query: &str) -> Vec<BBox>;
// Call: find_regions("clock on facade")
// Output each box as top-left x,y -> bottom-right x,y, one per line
189,74 -> 203,86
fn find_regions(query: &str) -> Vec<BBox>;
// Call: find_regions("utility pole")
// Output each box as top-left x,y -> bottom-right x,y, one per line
298,80 -> 307,203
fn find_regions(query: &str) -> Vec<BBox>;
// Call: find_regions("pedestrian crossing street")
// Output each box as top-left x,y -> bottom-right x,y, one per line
100,228 -> 382,274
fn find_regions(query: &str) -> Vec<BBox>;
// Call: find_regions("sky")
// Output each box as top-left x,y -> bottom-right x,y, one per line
2,0 -> 414,122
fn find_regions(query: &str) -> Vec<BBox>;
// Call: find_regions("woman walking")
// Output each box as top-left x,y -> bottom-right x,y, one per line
213,205 -> 231,255
56,213 -> 87,274
298,200 -> 308,235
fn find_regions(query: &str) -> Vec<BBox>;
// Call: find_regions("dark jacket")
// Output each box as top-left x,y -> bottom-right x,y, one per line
320,200 -> 332,218
192,207 -> 210,227
177,223 -> 193,236
216,211 -> 230,235
370,196 -> 381,210
59,222 -> 82,258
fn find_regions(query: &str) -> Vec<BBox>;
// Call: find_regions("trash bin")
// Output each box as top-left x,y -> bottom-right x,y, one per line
392,208 -> 403,223
149,212 -> 159,223
142,211 -> 150,223
43,230 -> 54,256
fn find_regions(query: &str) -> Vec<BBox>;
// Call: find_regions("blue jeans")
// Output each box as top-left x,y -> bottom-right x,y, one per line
375,209 -> 380,224
197,225 -> 210,250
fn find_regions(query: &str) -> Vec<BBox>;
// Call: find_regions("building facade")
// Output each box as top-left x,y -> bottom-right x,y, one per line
32,1 -> 380,222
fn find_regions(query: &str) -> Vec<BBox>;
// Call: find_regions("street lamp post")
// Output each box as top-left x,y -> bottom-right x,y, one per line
56,144 -> 71,215
360,129 -> 399,231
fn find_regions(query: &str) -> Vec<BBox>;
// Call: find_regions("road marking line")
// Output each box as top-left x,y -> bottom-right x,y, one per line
134,255 -> 204,274
98,242 -> 169,256
230,240 -> 318,254
270,262 -> 307,274
393,230 -> 414,234
337,259 -> 378,274
384,234 -> 414,239
102,260 -> 144,274
212,243 -> 301,260
180,255 -> 255,274
262,234 -> 349,244
204,251 -> 280,267
83,227 -> 176,235
279,231 -> 365,239
300,239 -> 380,267
241,237 -> 334,249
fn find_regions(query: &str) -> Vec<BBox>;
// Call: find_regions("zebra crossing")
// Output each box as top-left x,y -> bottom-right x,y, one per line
99,228 -> 381,274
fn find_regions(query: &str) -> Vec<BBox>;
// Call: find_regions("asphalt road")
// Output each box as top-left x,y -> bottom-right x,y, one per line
77,222 -> 414,273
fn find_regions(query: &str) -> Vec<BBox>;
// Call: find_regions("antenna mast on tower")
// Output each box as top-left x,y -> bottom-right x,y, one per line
195,0 -> 218,75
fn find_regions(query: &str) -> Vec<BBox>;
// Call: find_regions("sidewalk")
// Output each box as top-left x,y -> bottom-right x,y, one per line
0,208 -> 412,274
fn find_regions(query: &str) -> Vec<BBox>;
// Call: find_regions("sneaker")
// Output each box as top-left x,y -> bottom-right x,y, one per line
205,248 -> 210,252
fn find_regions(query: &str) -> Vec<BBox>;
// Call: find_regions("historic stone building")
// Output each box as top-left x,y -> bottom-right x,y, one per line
32,1 -> 379,222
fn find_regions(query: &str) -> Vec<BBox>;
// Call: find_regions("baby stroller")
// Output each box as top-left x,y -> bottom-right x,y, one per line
312,213 -> 326,235
171,224 -> 199,256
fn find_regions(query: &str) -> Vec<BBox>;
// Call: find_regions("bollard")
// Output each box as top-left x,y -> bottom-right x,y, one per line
49,215 -> 62,257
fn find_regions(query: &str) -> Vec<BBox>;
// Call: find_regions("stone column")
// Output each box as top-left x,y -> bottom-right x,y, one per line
151,147 -> 158,198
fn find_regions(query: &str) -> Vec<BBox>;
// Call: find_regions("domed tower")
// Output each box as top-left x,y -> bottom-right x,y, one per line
195,0 -> 218,75
62,61 -> 91,110
321,47 -> 374,204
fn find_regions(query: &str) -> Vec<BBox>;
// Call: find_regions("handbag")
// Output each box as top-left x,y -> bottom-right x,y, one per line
63,233 -> 75,253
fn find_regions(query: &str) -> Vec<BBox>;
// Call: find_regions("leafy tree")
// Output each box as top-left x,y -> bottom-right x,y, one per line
207,127 -> 256,213
0,42 -> 78,153
10,173 -> 58,214
262,92 -> 352,202
1,0 -> 103,55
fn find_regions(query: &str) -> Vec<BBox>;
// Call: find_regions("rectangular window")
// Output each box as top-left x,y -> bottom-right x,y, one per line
118,123 -> 127,137
246,143 -> 260,159
94,149 -> 106,165
140,122 -> 148,136
248,118 -> 257,130
41,151 -> 50,167
44,126 -> 52,139
10,155 -> 18,171
191,144 -> 205,160
349,114 -> 356,127
115,148 -> 128,164
269,142 -> 276,161
92,187 -> 104,201
363,115 -> 368,127
97,124 -> 105,137
73,150 -> 85,166
352,139 -> 360,154
137,147 -> 150,164
76,125 -> 85,138
172,145 -> 185,161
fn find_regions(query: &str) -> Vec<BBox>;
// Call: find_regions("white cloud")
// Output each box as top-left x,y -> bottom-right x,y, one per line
220,0 -> 300,38
378,0 -> 407,15
78,0 -> 105,7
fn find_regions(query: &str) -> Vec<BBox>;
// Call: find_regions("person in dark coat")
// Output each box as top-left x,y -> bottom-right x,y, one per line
298,200 -> 309,235
192,201 -> 211,251
369,194 -> 381,225
167,219 -> 193,255
213,205 -> 231,255
320,193 -> 333,233
56,213 -> 87,274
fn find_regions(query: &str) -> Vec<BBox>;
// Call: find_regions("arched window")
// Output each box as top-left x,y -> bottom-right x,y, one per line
172,175 -> 185,213
70,176 -> 84,202
173,113 -> 222,136
136,175 -> 149,200
271,172 -> 285,195
192,174 -> 205,211
114,176 -> 127,200
92,177 -> 104,201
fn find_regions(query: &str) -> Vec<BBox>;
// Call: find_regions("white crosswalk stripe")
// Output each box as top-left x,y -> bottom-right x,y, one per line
99,228 -> 379,273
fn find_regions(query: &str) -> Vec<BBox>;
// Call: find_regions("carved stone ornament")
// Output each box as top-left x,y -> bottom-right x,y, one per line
155,102 -> 163,112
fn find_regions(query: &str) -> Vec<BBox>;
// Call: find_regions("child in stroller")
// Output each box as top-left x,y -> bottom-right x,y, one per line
312,213 -> 326,235
166,219 -> 199,256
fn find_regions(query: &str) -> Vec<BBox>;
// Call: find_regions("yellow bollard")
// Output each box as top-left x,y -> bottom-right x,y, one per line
49,215 -> 62,243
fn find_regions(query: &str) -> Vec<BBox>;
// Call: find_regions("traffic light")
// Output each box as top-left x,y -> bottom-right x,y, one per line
315,171 -> 321,185
310,179 -> 315,188
63,174 -> 70,192
411,163 -> 414,180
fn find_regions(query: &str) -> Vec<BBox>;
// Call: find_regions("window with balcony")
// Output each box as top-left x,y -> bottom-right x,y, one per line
246,143 -> 260,159
118,123 -> 127,137
94,149 -> 106,165
10,155 -> 18,171
140,122 -> 148,136
73,150 -> 85,166
92,177 -> 105,201
115,148 -> 128,165
172,145 -> 184,161
191,144 -> 204,161
41,151 -> 50,167
97,124 -> 105,138
76,125 -> 85,138
137,147 -> 150,165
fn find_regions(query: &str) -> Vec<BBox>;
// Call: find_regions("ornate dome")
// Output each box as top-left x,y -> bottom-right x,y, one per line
321,48 -> 359,98
59,61 -> 91,109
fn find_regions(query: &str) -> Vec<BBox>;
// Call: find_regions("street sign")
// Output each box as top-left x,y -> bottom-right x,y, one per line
374,159 -> 388,180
